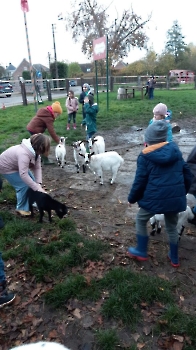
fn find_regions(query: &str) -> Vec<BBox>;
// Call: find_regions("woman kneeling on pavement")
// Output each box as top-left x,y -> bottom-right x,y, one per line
0,133 -> 50,216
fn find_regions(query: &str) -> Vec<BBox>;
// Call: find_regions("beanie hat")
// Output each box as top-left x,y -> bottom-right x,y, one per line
83,83 -> 90,91
9,342 -> 70,350
153,103 -> 167,117
51,101 -> 62,114
88,94 -> 94,105
145,120 -> 168,145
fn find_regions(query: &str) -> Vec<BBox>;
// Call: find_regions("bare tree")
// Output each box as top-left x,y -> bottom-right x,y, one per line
66,0 -> 150,63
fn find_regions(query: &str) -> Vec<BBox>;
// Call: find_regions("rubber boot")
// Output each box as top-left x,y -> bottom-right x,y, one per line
0,281 -> 15,308
41,156 -> 54,165
127,234 -> 149,261
73,123 -> 77,130
67,124 -> 70,130
168,243 -> 180,267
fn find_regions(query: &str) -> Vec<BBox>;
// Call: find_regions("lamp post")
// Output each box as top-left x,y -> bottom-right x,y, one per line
52,23 -> 59,86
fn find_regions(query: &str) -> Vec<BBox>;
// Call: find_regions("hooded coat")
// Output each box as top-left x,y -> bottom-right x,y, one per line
0,138 -> 42,191
128,142 -> 192,214
82,103 -> 98,134
26,106 -> 59,143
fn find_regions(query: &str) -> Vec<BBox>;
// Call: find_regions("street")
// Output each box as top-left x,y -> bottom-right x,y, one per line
0,86 -> 82,108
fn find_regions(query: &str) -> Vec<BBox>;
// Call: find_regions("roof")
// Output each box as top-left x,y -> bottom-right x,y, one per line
6,63 -> 16,71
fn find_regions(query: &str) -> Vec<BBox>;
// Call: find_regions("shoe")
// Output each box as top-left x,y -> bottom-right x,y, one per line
168,243 -> 180,267
127,234 -> 149,261
73,123 -> 77,130
0,281 -> 15,308
67,123 -> 70,130
16,210 -> 31,216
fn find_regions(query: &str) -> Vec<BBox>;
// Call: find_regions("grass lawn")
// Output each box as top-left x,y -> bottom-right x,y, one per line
0,89 -> 196,349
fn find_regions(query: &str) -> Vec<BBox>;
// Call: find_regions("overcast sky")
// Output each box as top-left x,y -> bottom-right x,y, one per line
1,0 -> 195,69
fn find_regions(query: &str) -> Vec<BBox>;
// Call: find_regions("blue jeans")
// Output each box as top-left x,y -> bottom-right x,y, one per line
149,88 -> 154,99
136,207 -> 179,244
68,112 -> 76,124
2,171 -> 35,211
86,132 -> 95,140
0,253 -> 5,283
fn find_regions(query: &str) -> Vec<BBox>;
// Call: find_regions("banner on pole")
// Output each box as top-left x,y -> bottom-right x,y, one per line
93,36 -> 106,61
21,0 -> 29,12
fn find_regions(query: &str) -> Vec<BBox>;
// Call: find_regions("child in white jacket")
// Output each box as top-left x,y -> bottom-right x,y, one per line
65,90 -> 79,130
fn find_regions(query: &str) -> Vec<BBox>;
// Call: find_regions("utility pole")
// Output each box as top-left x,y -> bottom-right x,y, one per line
52,23 -> 59,86
48,52 -> 51,68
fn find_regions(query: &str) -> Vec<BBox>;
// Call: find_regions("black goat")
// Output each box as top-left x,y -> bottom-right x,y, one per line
27,188 -> 68,223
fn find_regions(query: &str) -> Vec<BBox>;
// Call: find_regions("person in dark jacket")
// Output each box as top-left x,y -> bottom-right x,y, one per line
79,83 -> 92,120
186,145 -> 196,225
26,101 -> 62,165
127,121 -> 192,267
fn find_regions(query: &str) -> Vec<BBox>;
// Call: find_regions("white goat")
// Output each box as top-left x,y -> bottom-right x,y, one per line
88,135 -> 105,154
150,206 -> 194,240
55,137 -> 67,168
72,140 -> 87,173
85,151 -> 124,185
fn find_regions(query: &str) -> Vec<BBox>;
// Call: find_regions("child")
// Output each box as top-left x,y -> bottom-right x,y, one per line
79,83 -> 92,120
81,94 -> 98,140
127,121 -> 192,267
65,90 -> 79,130
149,103 -> 173,142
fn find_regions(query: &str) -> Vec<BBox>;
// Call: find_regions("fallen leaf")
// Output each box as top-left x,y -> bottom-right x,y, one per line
173,341 -> 184,350
143,326 -> 151,335
173,335 -> 184,342
49,329 -> 58,339
72,308 -> 82,319
137,343 -> 145,349
132,333 -> 140,342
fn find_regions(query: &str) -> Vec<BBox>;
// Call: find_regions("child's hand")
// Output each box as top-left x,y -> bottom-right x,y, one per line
84,96 -> 89,103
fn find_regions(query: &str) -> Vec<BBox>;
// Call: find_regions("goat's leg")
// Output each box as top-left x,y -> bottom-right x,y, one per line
178,225 -> 185,240
110,167 -> 118,184
156,220 -> 162,234
39,209 -> 44,223
48,210 -> 52,223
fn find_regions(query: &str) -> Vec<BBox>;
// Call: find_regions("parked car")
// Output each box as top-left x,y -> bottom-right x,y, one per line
69,80 -> 77,87
0,81 -> 13,97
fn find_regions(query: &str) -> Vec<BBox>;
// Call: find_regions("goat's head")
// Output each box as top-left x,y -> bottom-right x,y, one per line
59,136 -> 67,144
85,152 -> 94,164
88,137 -> 98,150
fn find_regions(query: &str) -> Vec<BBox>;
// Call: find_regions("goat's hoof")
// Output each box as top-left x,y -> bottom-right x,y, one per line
157,228 -> 161,234
150,229 -> 156,236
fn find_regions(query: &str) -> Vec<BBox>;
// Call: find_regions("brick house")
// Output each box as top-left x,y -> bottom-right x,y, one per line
12,59 -> 49,80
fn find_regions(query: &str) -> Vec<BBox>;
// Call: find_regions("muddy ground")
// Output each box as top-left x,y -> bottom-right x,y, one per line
2,118 -> 196,350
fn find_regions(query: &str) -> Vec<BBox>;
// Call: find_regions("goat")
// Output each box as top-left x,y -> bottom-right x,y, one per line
72,140 -> 87,173
27,188 -> 68,223
88,135 -> 105,154
55,137 -> 67,168
149,206 -> 194,240
85,151 -> 124,185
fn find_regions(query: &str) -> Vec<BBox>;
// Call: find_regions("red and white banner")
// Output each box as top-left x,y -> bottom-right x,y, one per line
21,0 -> 29,12
93,36 -> 106,61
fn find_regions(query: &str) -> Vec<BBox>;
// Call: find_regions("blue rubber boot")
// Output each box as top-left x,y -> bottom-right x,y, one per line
127,235 -> 148,261
168,243 -> 180,267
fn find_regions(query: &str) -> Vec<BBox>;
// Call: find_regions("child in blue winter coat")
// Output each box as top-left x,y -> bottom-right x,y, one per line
127,121 -> 192,267
149,103 -> 172,142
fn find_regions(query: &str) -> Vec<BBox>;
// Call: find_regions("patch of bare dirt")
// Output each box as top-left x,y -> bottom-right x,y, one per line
1,119 -> 196,350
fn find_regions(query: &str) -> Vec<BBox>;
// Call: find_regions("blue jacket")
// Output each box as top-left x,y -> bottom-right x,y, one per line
149,119 -> 173,142
128,142 -> 192,214
82,103 -> 98,134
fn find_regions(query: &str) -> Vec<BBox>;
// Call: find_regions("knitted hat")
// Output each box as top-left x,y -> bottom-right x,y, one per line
83,83 -> 90,90
153,103 -> 167,117
88,94 -> 94,105
9,342 -> 70,350
145,120 -> 168,145
10,341 -> 69,350
51,101 -> 62,114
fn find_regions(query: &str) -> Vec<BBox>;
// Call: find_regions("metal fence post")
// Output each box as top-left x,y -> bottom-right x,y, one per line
46,80 -> 52,101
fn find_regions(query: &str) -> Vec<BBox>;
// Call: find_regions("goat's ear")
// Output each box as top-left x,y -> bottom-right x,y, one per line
90,152 -> 95,156
93,138 -> 98,143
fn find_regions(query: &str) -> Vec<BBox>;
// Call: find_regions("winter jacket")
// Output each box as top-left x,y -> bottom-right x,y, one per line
26,106 -> 59,143
186,145 -> 196,195
0,138 -> 42,191
149,119 -> 173,142
66,97 -> 79,114
128,142 -> 192,214
82,103 -> 98,134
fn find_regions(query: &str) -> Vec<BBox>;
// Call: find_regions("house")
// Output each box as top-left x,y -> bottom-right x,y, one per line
79,63 -> 93,73
12,59 -> 49,80
5,63 -> 16,78
169,69 -> 194,83
112,60 -> 127,71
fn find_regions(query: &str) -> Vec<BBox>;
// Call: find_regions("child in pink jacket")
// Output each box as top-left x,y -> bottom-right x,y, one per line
65,90 -> 79,130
